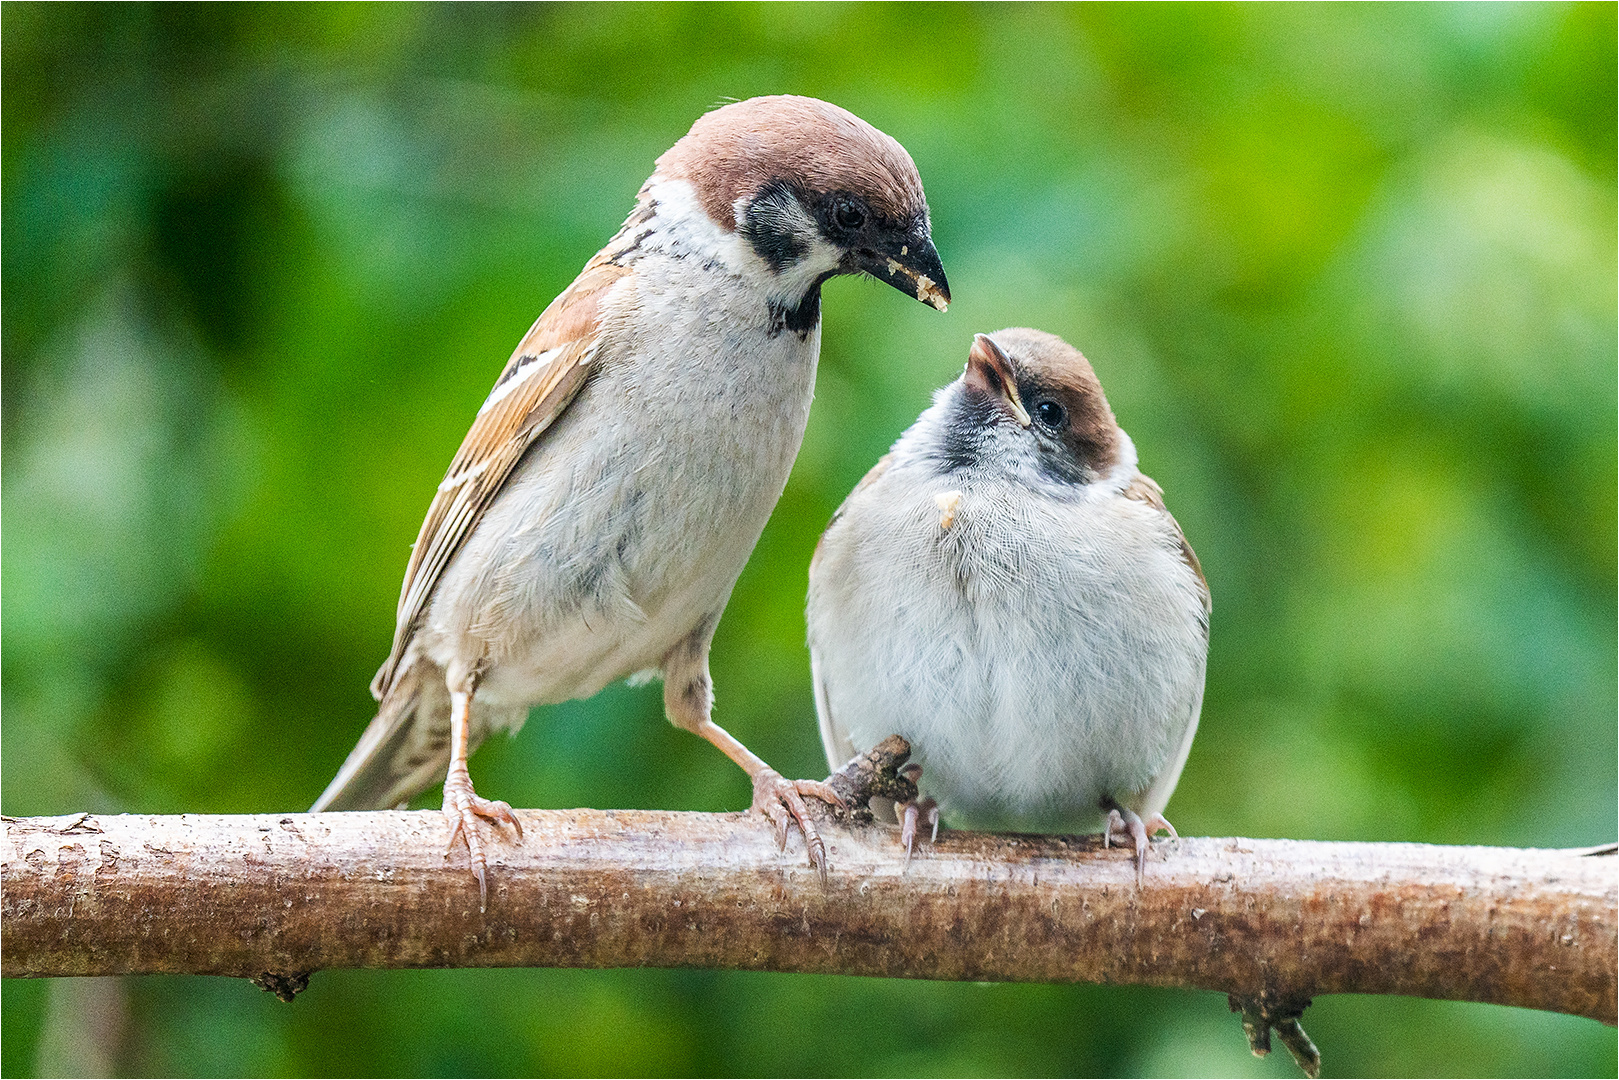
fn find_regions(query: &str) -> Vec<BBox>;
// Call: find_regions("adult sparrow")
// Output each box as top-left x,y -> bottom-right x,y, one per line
313,95 -> 950,903
807,329 -> 1207,881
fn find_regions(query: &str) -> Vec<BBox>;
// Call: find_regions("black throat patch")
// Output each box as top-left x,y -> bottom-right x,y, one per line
769,284 -> 823,340
929,391 -> 998,472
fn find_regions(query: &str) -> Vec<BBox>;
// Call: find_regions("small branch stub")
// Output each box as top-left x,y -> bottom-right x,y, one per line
824,734 -> 918,822
1232,995 -> 1321,1079
251,971 -> 310,1003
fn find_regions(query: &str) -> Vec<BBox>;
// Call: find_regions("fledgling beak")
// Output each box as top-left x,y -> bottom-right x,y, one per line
963,333 -> 1031,427
851,231 -> 950,312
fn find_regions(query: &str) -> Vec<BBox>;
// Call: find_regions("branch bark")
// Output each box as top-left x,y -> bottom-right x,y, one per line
4,742 -> 1614,1040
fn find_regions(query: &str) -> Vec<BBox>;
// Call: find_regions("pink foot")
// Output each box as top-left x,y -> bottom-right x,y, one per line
443,766 -> 522,912
1104,805 -> 1176,886
897,763 -> 940,866
752,768 -> 844,882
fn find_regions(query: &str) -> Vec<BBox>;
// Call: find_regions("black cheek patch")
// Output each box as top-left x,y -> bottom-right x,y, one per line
1035,447 -> 1093,487
739,179 -> 811,273
742,217 -> 809,273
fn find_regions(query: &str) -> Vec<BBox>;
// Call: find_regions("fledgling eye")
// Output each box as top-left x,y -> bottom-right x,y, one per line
833,197 -> 865,231
1035,399 -> 1066,430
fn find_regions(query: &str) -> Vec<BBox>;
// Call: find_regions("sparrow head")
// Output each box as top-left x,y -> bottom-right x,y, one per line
654,95 -> 949,315
937,328 -> 1128,486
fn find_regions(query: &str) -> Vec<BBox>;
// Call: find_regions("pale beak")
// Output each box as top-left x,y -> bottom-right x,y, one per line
964,334 -> 1030,427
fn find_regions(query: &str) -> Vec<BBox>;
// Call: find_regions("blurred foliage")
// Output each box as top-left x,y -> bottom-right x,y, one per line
3,3 -> 1615,1077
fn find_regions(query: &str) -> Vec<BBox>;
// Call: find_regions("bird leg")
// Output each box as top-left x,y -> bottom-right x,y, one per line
661,630 -> 842,879
442,679 -> 521,912
694,717 -> 844,881
1104,804 -> 1177,886
896,762 -> 940,866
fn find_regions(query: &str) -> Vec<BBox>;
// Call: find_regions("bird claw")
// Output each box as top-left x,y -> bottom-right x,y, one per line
897,763 -> 940,867
1105,806 -> 1175,886
751,769 -> 843,882
898,799 -> 941,866
443,770 -> 522,912
1143,812 -> 1177,840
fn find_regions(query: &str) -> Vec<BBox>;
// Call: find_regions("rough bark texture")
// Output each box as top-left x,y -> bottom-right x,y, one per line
4,801 -> 1613,1025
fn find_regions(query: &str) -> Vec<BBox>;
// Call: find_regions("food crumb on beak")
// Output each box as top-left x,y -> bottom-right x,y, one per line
935,490 -> 963,530
882,257 -> 949,312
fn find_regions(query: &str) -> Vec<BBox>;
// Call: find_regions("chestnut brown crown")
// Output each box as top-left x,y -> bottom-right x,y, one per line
655,95 -> 928,232
651,96 -> 949,316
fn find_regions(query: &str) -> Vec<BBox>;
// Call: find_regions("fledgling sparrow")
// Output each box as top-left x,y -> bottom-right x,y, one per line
807,329 -> 1208,881
313,95 -> 950,904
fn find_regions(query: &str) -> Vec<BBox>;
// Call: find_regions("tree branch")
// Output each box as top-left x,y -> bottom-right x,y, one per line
4,739 -> 1614,1053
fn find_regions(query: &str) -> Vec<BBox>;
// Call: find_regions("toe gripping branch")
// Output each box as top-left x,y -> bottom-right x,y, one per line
1230,994 -> 1321,1079
895,764 -> 939,865
825,735 -> 920,825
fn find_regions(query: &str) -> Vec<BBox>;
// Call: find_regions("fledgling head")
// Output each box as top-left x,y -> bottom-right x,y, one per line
653,95 -> 949,316
932,328 -> 1130,487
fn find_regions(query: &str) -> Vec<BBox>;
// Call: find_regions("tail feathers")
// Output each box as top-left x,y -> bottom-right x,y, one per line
311,677 -> 453,812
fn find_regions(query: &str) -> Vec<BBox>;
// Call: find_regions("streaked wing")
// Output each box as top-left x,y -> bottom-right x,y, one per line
1122,472 -> 1210,624
1121,470 -> 1210,817
370,257 -> 632,700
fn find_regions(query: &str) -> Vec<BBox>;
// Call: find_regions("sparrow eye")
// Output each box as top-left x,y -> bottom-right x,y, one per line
833,197 -> 865,231
1035,399 -> 1066,430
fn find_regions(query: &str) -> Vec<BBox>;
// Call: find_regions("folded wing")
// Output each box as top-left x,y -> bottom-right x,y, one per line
371,258 -> 631,701
310,258 -> 631,814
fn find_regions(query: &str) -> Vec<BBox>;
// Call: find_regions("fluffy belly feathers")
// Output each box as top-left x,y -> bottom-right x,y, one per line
814,482 -> 1206,833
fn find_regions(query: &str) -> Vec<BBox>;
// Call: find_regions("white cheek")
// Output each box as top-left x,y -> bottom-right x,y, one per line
734,188 -> 844,304
770,233 -> 842,302
1107,429 -> 1139,480
643,177 -> 842,308
641,178 -> 758,277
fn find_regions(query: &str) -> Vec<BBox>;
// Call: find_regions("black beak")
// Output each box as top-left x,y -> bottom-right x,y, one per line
851,231 -> 950,312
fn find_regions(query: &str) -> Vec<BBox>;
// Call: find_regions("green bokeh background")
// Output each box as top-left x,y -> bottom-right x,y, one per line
3,3 -> 1615,1076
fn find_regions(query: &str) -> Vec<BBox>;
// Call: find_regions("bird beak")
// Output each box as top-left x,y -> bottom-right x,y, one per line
964,334 -> 1030,427
851,232 -> 950,312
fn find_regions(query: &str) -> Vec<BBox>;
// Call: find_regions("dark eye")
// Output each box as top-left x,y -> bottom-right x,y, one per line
833,197 -> 865,231
1035,399 -> 1066,430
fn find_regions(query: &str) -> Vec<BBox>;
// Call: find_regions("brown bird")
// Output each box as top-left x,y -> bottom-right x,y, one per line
313,96 -> 950,905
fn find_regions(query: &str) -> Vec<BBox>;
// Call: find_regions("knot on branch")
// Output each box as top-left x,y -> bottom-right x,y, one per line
823,735 -> 919,824
252,971 -> 310,1003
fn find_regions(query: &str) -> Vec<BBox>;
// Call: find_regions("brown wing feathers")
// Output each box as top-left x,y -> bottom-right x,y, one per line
370,258 -> 631,700
1123,473 -> 1210,621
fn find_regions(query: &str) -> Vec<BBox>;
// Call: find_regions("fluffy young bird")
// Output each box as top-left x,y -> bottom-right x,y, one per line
807,329 -> 1208,880
314,96 -> 950,903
